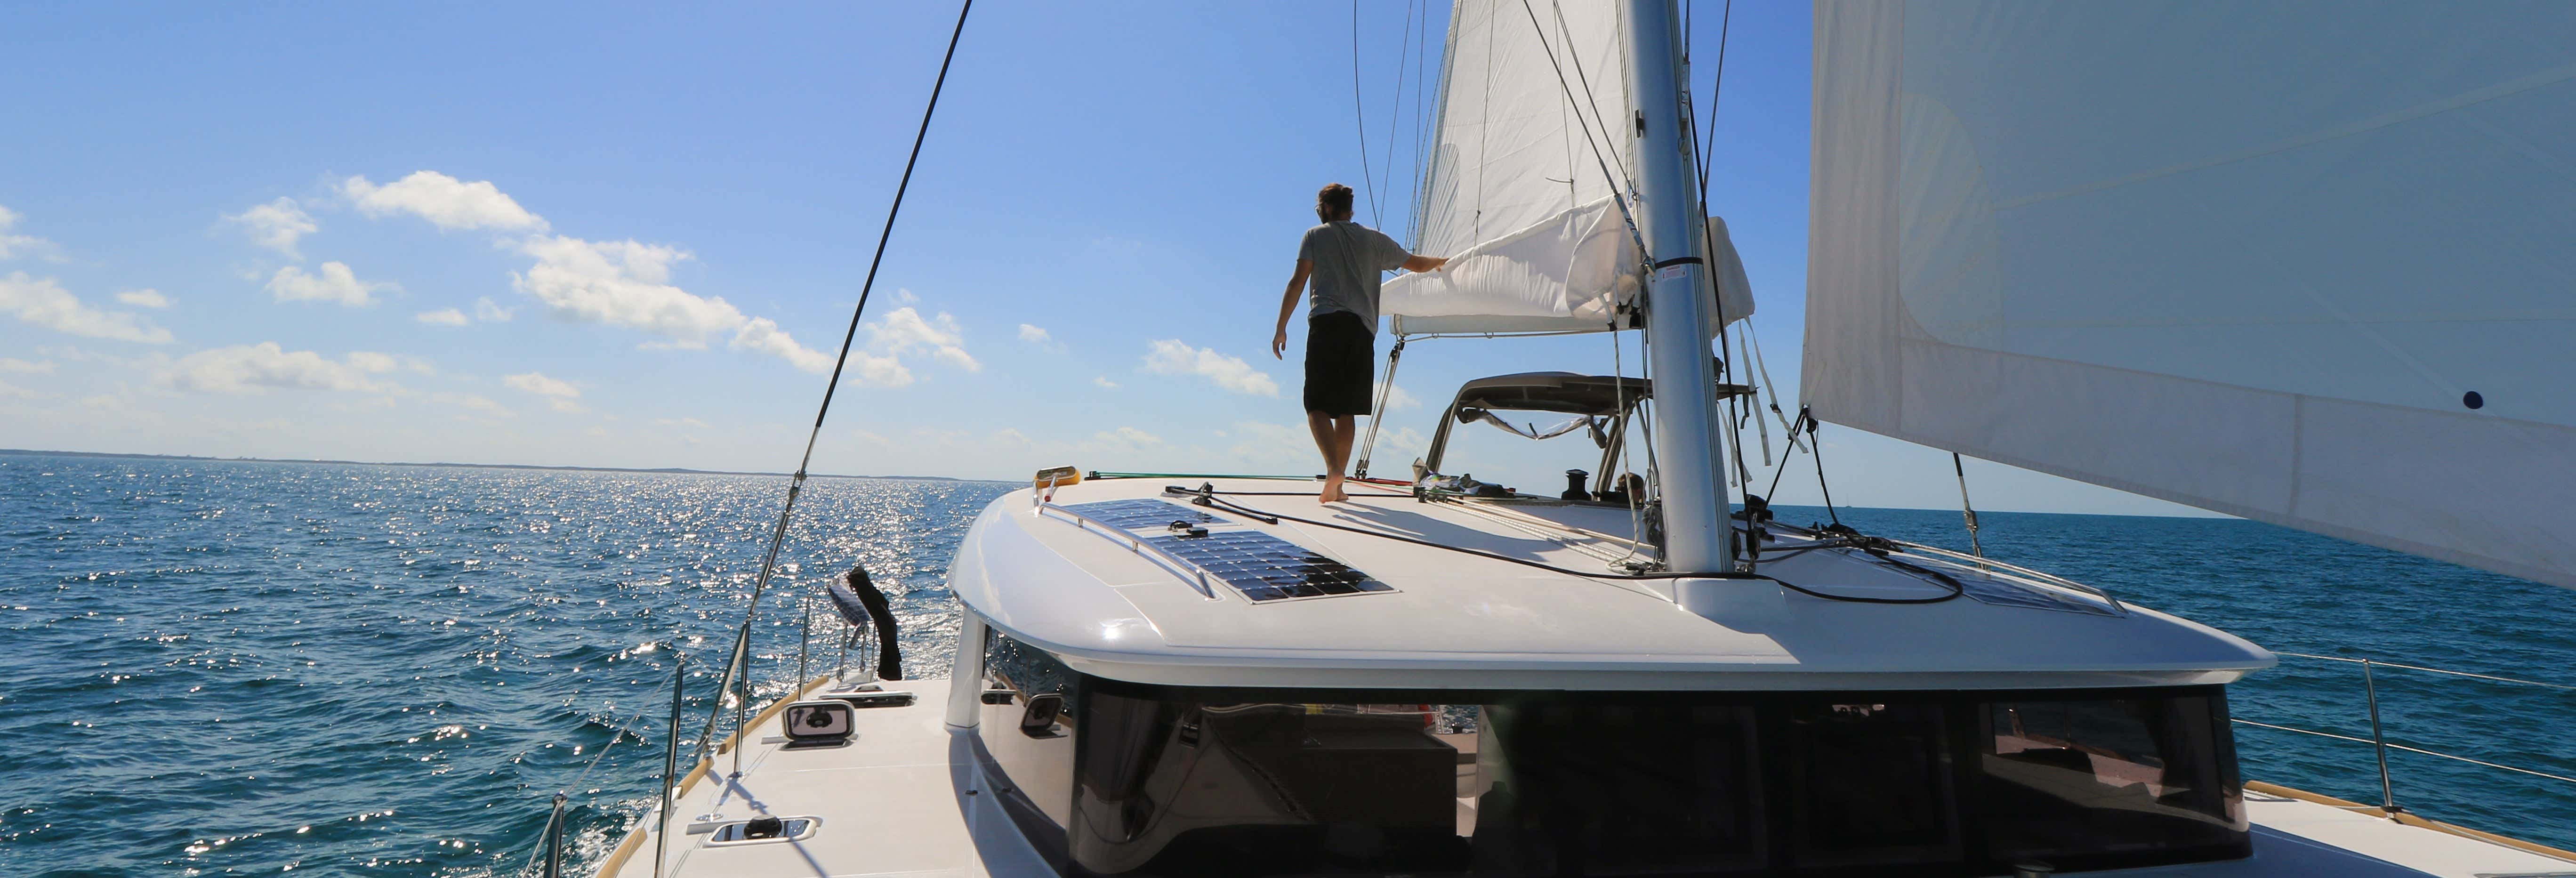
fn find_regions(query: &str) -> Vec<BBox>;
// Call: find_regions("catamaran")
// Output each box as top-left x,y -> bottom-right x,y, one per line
572,1 -> 2576,876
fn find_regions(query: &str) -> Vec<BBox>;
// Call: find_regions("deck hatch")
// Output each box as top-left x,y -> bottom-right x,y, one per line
1956,577 -> 2119,617
1143,530 -> 1395,603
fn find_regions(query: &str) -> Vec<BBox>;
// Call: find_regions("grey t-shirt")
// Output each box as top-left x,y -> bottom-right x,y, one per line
1297,220 -> 1412,330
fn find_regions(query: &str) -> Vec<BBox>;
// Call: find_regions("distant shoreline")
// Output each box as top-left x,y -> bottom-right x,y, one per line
0,448 -> 995,483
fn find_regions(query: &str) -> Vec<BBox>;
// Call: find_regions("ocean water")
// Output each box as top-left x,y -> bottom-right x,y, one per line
1,453 -> 2570,876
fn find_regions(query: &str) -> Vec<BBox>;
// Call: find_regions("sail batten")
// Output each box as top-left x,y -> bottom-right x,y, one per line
1807,0 -> 2576,589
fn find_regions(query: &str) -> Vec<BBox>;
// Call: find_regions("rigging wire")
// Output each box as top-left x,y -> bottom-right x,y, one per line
1695,0 -> 1733,196
698,0 -> 970,781
1514,0 -> 1648,258
1380,0 -> 1417,231
1534,0 -> 1634,191
1352,0 -> 1383,228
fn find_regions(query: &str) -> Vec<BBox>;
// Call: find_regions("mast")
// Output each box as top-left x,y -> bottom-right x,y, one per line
1622,0 -> 1734,572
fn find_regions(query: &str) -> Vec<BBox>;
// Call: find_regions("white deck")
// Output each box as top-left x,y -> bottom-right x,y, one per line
602,674 -> 2576,878
950,477 -> 2270,690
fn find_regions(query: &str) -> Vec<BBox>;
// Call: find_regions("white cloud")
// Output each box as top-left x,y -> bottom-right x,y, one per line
731,316 -> 834,373
219,198 -> 318,258
992,428 -> 1032,446
431,391 -> 514,419
0,357 -> 55,373
867,307 -> 979,372
1377,426 -> 1429,453
893,288 -> 919,305
1375,381 -> 1420,411
0,379 -> 30,399
114,289 -> 170,309
266,262 -> 393,306
1093,376 -> 1119,389
1084,426 -> 1164,453
502,371 -> 579,398
1141,339 -> 1278,396
1226,420 -> 1312,464
419,296 -> 513,327
343,351 -> 402,374
341,171 -> 547,232
163,343 -> 402,394
0,205 -> 67,263
510,235 -> 833,372
852,428 -> 891,446
503,372 -> 584,414
848,351 -> 911,387
1017,323 -> 1050,344
0,272 -> 173,343
653,417 -> 710,428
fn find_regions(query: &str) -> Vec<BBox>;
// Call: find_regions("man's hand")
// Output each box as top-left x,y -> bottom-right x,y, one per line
1276,259 -> 1312,361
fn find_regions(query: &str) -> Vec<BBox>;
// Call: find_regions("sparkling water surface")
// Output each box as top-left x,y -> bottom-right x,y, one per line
2,453 -> 2571,876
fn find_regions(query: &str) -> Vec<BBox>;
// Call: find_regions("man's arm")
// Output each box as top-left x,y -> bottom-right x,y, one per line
1402,254 -> 1449,273
1273,259 -> 1312,360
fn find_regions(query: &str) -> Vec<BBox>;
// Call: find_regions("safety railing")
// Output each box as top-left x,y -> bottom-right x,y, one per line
2234,651 -> 2576,818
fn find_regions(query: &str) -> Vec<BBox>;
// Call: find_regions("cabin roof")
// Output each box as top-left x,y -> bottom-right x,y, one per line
948,477 -> 2273,690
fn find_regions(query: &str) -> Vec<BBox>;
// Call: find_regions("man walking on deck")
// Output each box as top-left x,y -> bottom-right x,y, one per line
1272,183 -> 1447,503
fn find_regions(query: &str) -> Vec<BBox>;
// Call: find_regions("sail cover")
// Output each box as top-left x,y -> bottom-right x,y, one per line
1806,0 -> 2576,588
1383,0 -> 1752,335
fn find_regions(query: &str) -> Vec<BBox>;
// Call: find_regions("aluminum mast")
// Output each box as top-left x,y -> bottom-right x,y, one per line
1623,0 -> 1734,573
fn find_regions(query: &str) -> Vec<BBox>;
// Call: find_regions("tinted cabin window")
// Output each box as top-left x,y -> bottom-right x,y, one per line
1980,694 -> 2246,868
1786,701 -> 1959,868
1046,684 -> 2247,877
1070,690 -> 1765,877
979,631 -> 1080,838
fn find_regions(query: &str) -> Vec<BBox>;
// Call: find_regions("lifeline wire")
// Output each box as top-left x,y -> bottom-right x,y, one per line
703,0 -> 971,780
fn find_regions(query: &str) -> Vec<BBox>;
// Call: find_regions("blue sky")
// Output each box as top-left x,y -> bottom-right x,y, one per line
0,1 -> 2197,516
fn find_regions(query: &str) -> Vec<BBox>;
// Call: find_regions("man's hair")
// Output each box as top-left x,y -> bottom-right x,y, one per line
1316,183 -> 1355,223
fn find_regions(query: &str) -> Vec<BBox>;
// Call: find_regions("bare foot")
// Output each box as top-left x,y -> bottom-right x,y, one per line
1320,476 -> 1348,504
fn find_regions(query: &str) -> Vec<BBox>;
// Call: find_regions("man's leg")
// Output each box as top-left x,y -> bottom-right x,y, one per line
1321,414 -> 1357,502
1307,410 -> 1339,501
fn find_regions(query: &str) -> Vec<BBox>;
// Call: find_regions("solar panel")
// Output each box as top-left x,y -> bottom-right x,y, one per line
1054,498 -> 1393,603
1061,499 -> 1216,532
1146,530 -> 1394,603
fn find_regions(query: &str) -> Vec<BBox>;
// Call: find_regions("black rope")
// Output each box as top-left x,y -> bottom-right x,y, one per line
1803,409 -> 1843,528
700,0 -> 969,776
1762,406 -> 1807,502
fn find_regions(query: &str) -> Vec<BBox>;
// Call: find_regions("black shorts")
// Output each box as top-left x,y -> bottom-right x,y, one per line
1303,312 -> 1375,416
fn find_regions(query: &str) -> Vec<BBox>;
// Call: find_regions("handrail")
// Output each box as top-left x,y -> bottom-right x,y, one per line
2273,652 -> 2576,692
2238,651 -> 2576,822
1034,502 -> 1219,599
2232,719 -> 2576,786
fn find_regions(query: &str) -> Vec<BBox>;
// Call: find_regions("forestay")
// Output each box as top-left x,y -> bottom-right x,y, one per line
1806,0 -> 2576,588
1382,0 -> 1751,336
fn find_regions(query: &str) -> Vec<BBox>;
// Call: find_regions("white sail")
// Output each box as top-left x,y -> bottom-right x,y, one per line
1807,0 -> 2576,588
1383,0 -> 1748,336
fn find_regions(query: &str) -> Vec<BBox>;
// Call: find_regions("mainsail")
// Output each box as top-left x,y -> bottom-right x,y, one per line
1382,0 -> 1752,335
1807,0 -> 2576,588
